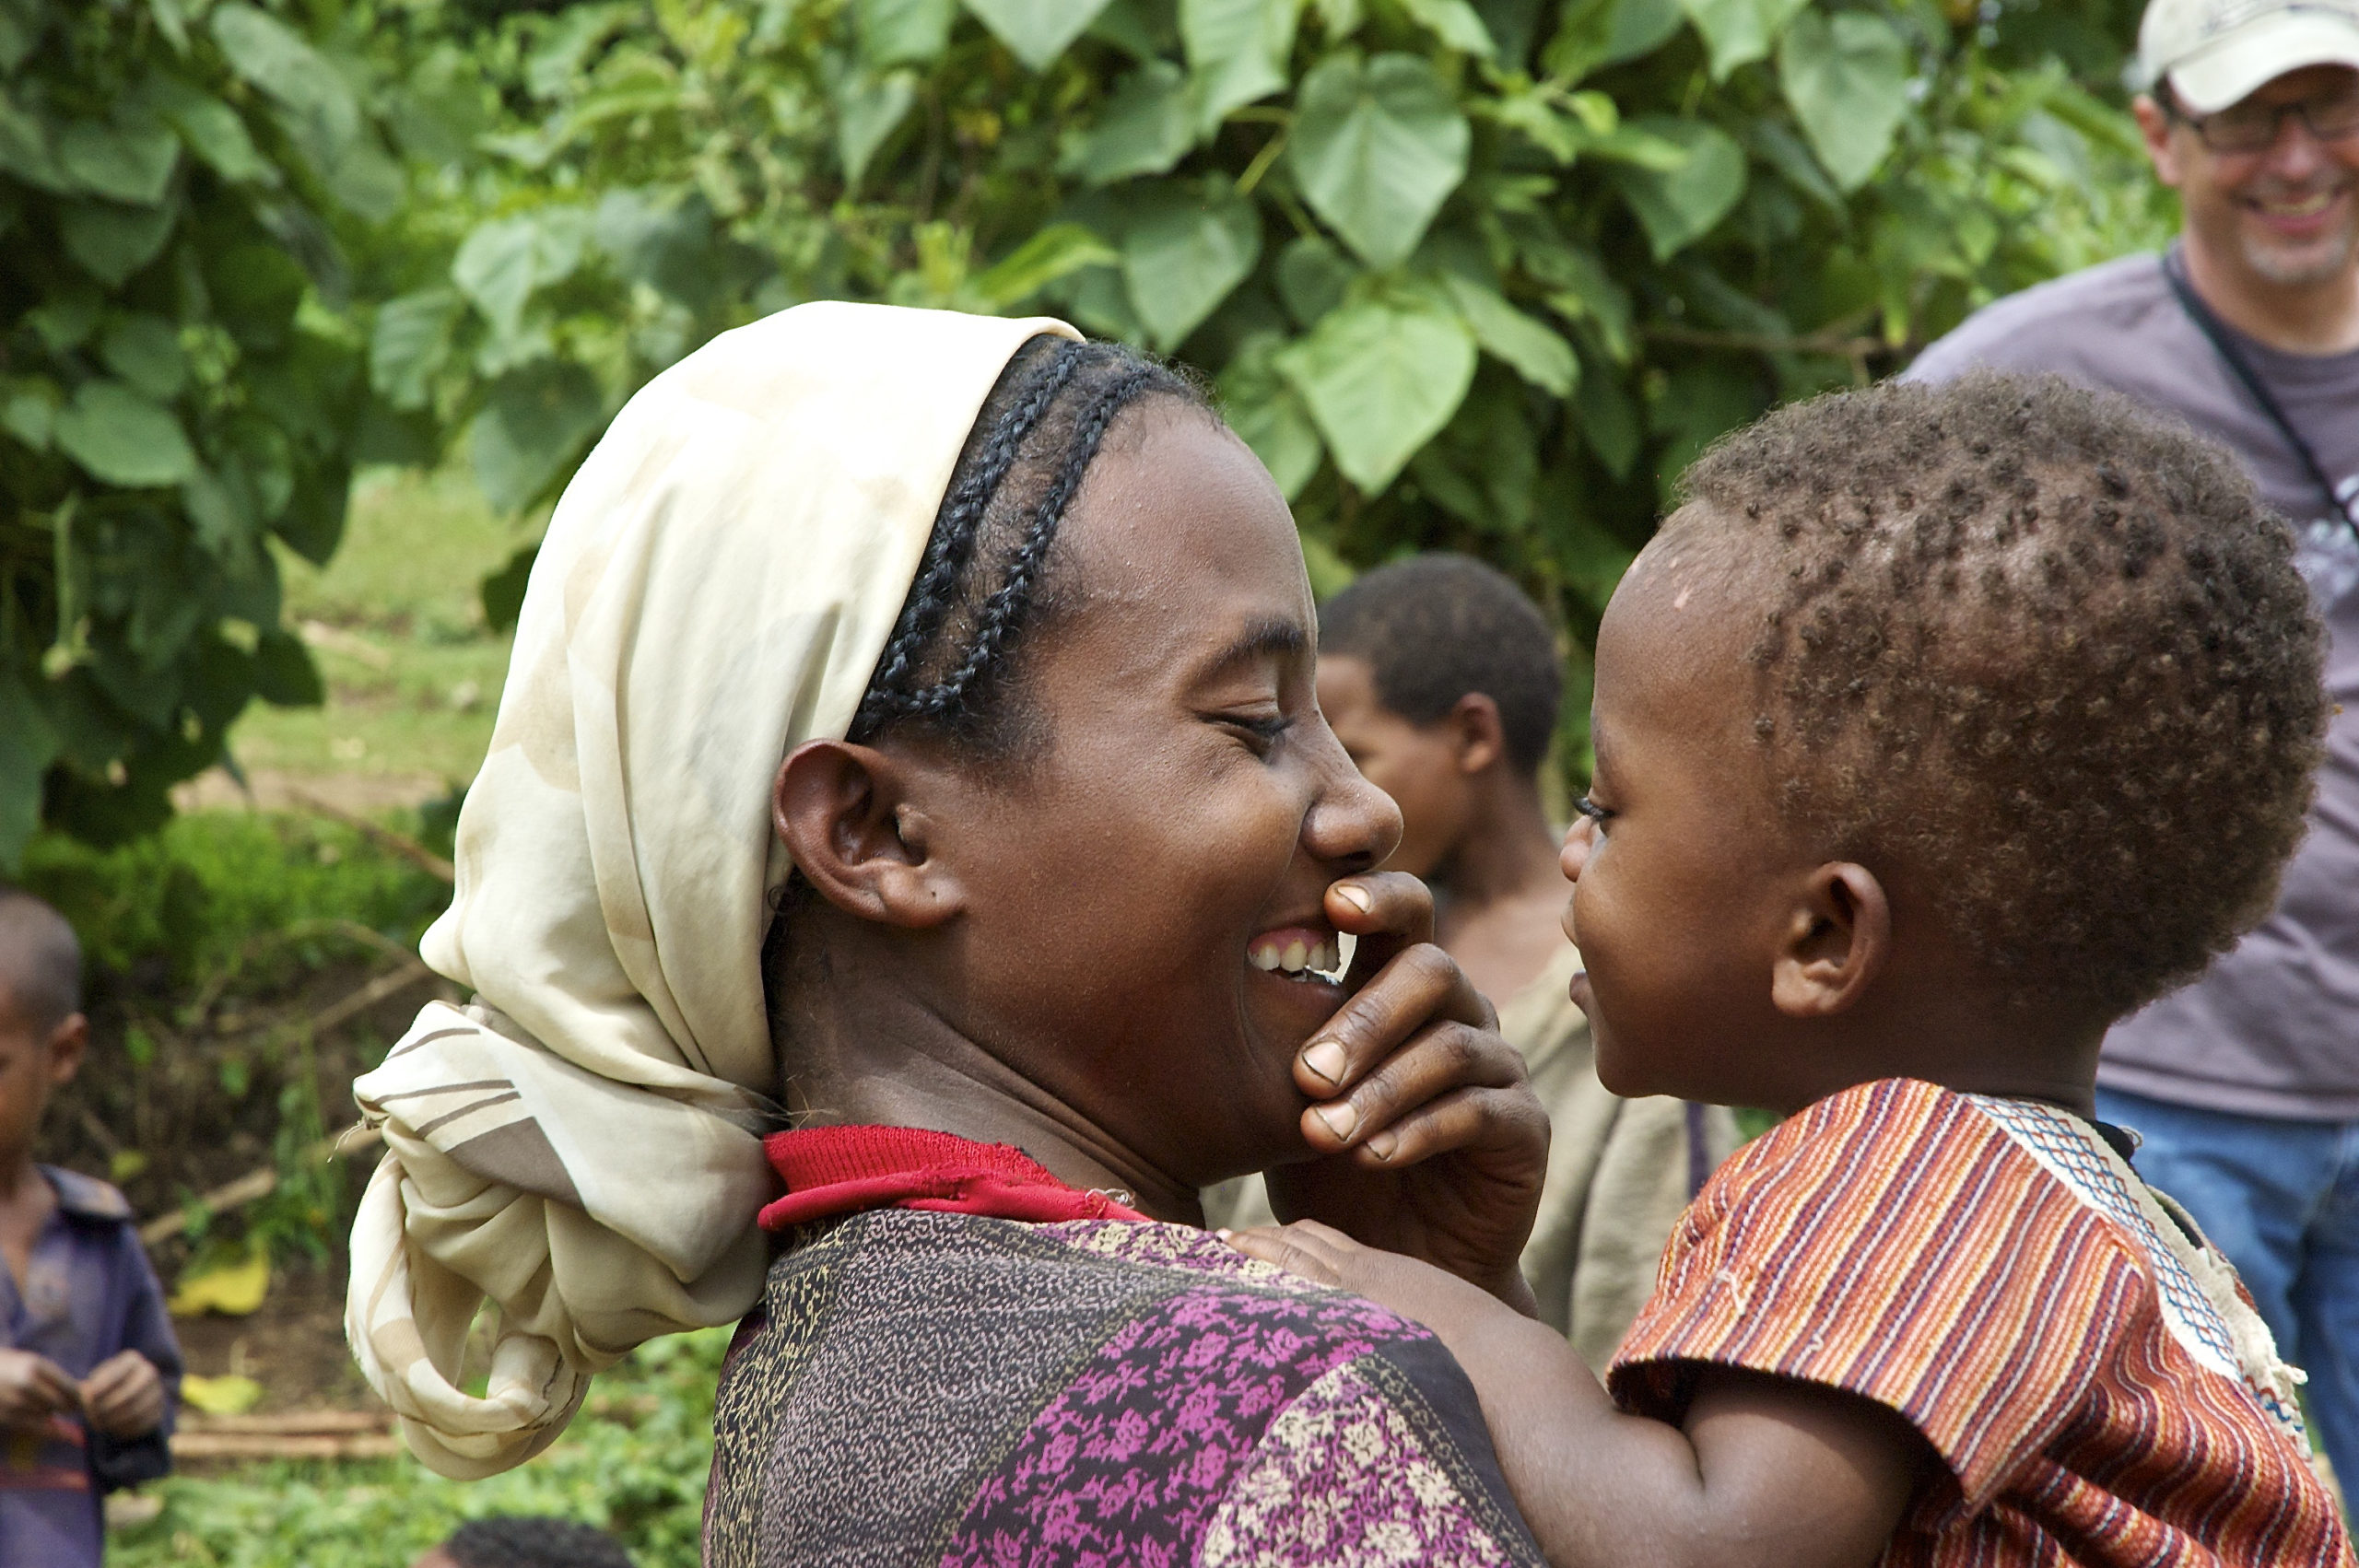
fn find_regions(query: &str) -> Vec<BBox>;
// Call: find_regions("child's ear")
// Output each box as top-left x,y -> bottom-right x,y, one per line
771,740 -> 964,929
1446,693 -> 1507,775
45,1013 -> 87,1086
1769,862 -> 1891,1019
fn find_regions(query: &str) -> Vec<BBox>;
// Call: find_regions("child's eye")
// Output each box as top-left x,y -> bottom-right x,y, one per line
1218,713 -> 1293,752
1573,794 -> 1615,828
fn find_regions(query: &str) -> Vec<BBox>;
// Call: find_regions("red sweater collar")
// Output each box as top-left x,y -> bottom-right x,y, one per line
758,1125 -> 1153,1231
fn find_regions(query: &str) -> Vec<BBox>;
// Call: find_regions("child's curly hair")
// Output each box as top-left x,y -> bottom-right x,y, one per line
1676,371 -> 2329,1021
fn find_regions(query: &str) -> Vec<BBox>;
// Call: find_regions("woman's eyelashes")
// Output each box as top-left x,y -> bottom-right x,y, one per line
1572,793 -> 1615,828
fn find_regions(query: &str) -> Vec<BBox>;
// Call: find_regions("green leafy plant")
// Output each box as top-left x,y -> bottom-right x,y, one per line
365,0 -> 2168,765
0,0 -> 407,870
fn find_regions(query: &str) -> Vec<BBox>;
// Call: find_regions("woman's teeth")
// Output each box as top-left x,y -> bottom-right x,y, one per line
1250,935 -> 1342,978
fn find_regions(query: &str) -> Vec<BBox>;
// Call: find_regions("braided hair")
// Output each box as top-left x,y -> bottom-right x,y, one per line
849,335 -> 1209,755
1674,371 -> 2328,1021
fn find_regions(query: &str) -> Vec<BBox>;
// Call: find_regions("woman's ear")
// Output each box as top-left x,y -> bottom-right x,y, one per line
772,739 -> 964,929
1769,861 -> 1890,1019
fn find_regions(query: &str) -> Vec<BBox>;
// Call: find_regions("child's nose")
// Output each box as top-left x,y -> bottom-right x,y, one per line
1560,817 -> 1597,881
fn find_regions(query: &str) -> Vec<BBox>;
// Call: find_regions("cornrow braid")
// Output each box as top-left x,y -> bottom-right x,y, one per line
851,337 -> 1206,753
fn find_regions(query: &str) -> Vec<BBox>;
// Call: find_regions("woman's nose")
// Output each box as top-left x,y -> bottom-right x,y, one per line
1305,751 -> 1403,872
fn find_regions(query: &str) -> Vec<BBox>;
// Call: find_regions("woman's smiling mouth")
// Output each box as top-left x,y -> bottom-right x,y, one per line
1249,924 -> 1344,982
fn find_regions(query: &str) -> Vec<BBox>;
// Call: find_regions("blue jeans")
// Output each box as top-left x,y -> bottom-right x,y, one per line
2097,1086 -> 2359,1492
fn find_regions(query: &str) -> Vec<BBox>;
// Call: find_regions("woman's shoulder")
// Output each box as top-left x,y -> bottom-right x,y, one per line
713,1210 -> 1545,1567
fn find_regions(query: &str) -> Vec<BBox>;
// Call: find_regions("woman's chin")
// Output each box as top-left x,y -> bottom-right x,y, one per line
1245,962 -> 1351,1047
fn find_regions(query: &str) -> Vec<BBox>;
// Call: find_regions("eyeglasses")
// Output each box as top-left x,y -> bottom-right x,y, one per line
2165,76 -> 2359,155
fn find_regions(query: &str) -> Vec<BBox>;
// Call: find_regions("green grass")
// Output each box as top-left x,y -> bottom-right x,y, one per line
227,468 -> 534,788
111,1329 -> 726,1568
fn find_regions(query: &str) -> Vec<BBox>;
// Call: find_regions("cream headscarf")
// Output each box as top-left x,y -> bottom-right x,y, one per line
347,302 -> 1082,1478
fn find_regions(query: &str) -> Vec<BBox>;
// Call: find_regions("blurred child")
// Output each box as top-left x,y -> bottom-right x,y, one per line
1233,375 -> 2356,1565
1206,556 -> 1734,1364
0,891 -> 181,1568
416,1515 -> 635,1568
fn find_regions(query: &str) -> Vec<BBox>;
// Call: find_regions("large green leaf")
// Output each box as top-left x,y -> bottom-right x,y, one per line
1778,10 -> 1909,191
1680,0 -> 1808,80
0,99 -> 66,192
370,287 -> 465,410
0,668 -> 59,875
210,5 -> 360,171
837,69 -> 918,185
1183,0 -> 1298,129
973,223 -> 1119,306
1121,183 -> 1262,350
1062,60 -> 1194,184
56,120 -> 179,205
60,200 -> 177,287
52,380 -> 197,488
961,0 -> 1116,71
1218,337 -> 1324,499
100,316 -> 188,402
1275,290 -> 1476,490
1288,53 -> 1470,270
1608,116 -> 1746,260
471,361 -> 604,515
1399,0 -> 1496,55
452,209 -> 590,343
1443,276 -> 1577,395
859,0 -> 956,65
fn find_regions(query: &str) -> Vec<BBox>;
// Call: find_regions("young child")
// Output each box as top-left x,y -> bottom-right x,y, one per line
1208,556 -> 1734,1366
1232,374 -> 2356,1566
0,891 -> 181,1568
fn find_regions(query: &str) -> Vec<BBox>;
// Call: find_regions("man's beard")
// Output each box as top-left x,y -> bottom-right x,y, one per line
2236,178 -> 2359,287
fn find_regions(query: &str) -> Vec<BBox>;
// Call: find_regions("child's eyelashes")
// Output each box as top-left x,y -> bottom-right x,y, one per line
1572,794 -> 1615,828
1215,712 -> 1294,753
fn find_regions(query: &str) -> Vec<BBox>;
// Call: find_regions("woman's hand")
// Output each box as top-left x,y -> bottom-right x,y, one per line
1262,872 -> 1549,1309
0,1347 -> 79,1433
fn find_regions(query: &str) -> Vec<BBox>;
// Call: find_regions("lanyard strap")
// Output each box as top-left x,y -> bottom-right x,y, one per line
2162,251 -> 2359,542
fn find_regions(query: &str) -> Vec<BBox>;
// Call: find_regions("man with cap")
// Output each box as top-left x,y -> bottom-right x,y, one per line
1910,0 -> 2359,1502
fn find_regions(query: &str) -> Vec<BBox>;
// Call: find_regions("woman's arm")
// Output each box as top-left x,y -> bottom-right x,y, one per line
1228,1222 -> 1925,1568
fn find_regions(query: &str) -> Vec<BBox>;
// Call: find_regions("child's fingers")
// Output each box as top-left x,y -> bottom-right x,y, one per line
1298,1018 -> 1524,1153
1294,942 -> 1496,1103
1217,1220 -> 1359,1285
1325,872 -> 1435,989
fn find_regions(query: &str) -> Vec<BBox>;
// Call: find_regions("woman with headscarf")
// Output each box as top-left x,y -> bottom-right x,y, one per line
347,304 -> 1553,1564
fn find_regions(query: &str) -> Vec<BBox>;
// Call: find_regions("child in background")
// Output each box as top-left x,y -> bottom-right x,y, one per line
1233,375 -> 2355,1565
1207,556 -> 1734,1366
0,890 -> 181,1568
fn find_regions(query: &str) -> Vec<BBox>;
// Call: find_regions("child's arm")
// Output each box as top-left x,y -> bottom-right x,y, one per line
1230,1221 -> 1929,1568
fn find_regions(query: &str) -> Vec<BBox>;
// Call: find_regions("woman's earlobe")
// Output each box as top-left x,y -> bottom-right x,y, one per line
772,740 -> 964,929
1768,862 -> 1891,1018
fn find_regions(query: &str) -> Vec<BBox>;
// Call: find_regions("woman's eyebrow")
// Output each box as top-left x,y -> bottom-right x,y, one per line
1195,617 -> 1309,680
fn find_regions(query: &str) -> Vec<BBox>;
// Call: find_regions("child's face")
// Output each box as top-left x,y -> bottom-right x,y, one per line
0,984 -> 80,1162
892,405 -> 1405,1187
1561,532 -> 1824,1108
1314,654 -> 1473,880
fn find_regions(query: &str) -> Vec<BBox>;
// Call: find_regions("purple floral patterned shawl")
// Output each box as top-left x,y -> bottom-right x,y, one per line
703,1210 -> 1545,1566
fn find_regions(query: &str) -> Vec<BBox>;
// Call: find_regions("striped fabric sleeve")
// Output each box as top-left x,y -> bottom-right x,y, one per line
1606,1078 -> 2140,1513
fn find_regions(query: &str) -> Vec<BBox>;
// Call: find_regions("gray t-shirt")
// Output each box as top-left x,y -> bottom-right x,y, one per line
1908,251 -> 2359,1120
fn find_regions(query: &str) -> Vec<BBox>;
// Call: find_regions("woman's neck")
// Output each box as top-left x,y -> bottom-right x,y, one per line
780,985 -> 1205,1225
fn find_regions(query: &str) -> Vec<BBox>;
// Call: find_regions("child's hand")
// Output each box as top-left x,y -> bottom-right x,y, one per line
0,1348 -> 80,1432
80,1350 -> 164,1439
1225,1218 -> 1508,1340
1262,872 -> 1549,1309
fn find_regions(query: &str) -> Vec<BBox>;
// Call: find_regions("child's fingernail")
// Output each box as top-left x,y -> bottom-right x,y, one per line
1332,883 -> 1373,913
1300,1039 -> 1348,1086
1312,1102 -> 1359,1141
1367,1130 -> 1398,1161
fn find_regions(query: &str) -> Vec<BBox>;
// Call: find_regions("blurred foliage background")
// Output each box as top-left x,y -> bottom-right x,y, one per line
1,0 -> 2175,873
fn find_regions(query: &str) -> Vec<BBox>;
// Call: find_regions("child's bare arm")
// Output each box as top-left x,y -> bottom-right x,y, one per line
1229,1222 -> 1926,1568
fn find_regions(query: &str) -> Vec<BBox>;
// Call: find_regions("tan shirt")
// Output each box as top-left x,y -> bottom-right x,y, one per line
1203,945 -> 1736,1367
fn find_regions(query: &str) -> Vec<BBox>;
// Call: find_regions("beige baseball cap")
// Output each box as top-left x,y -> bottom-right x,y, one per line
2137,0 -> 2359,112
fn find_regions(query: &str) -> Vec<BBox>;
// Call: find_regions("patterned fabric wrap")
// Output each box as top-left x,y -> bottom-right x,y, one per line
346,304 -> 1082,1478
1609,1077 -> 2358,1568
704,1211 -> 1548,1567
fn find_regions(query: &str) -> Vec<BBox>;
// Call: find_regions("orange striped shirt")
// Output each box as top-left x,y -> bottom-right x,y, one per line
1609,1078 -> 2354,1567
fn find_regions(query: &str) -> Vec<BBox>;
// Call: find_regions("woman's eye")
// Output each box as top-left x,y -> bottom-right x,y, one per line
1218,713 -> 1292,751
1573,794 -> 1615,828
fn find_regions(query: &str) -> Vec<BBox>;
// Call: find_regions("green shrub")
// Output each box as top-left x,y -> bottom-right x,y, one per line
0,0 -> 412,871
